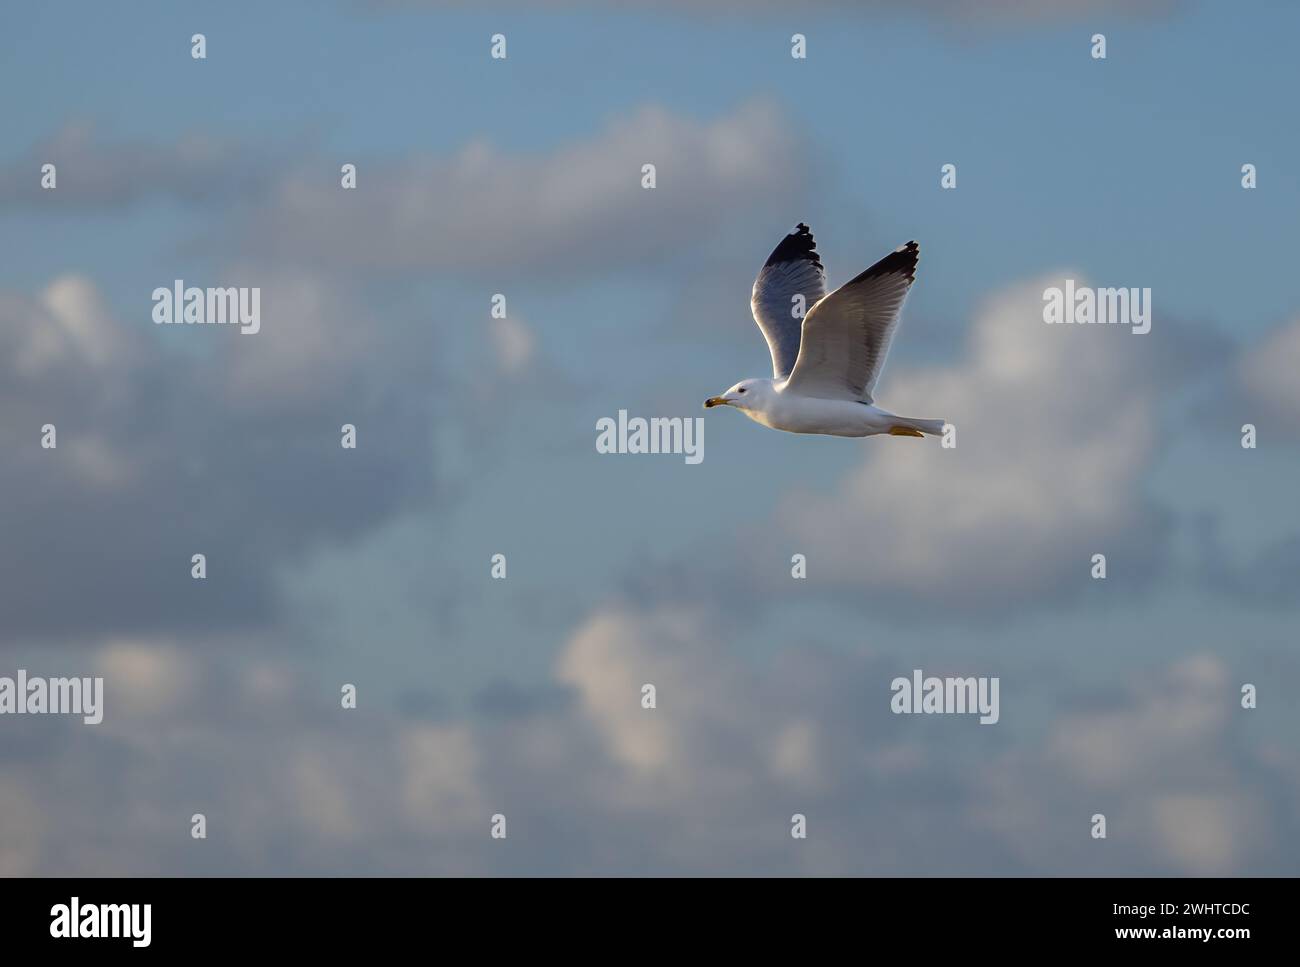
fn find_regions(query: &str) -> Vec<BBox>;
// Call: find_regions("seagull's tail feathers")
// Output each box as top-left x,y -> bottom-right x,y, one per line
888,416 -> 946,438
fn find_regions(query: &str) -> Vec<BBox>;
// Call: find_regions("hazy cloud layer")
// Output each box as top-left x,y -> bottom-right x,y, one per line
0,272 -> 437,637
1,607 -> 1290,876
0,123 -> 270,211
238,101 -> 807,276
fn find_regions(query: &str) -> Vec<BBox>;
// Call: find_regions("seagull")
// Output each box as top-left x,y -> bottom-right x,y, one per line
704,224 -> 945,439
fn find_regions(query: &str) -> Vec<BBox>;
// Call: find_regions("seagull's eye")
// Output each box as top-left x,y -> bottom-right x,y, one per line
738,388 -> 746,393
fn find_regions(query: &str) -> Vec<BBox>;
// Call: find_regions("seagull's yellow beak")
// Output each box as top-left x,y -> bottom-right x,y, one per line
704,396 -> 729,409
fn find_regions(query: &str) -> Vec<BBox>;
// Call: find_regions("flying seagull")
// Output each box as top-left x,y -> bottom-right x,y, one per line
704,224 -> 945,439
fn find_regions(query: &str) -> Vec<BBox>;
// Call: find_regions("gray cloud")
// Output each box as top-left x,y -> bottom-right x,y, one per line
766,273 -> 1234,614
0,272 -> 438,638
0,123 -> 272,211
2,607 -> 1292,875
235,100 -> 809,277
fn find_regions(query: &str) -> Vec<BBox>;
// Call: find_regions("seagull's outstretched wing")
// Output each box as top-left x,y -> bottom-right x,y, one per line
750,223 -> 827,379
784,241 -> 919,403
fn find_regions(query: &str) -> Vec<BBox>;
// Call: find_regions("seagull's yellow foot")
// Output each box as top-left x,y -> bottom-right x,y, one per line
888,426 -> 925,437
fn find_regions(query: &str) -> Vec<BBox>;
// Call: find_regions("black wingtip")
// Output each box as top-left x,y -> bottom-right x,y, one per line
859,239 -> 920,285
899,240 -> 920,282
764,223 -> 823,272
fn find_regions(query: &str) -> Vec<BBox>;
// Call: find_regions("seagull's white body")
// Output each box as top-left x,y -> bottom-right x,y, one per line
728,378 -> 932,438
705,224 -> 945,440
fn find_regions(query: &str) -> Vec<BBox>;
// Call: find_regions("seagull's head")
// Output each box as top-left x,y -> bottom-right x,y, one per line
704,378 -> 767,411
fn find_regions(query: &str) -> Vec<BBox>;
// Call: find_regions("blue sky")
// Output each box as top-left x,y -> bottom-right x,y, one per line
1,0 -> 1298,875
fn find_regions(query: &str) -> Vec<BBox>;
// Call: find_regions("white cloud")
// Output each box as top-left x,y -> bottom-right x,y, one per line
779,273 -> 1169,605
489,315 -> 535,376
1150,793 -> 1257,874
399,724 -> 484,827
1238,316 -> 1300,436
95,639 -> 198,719
11,275 -> 121,376
243,101 -> 804,276
981,654 -> 1280,875
557,607 -> 752,782
0,617 -> 1293,875
217,269 -> 374,405
556,613 -> 1291,874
